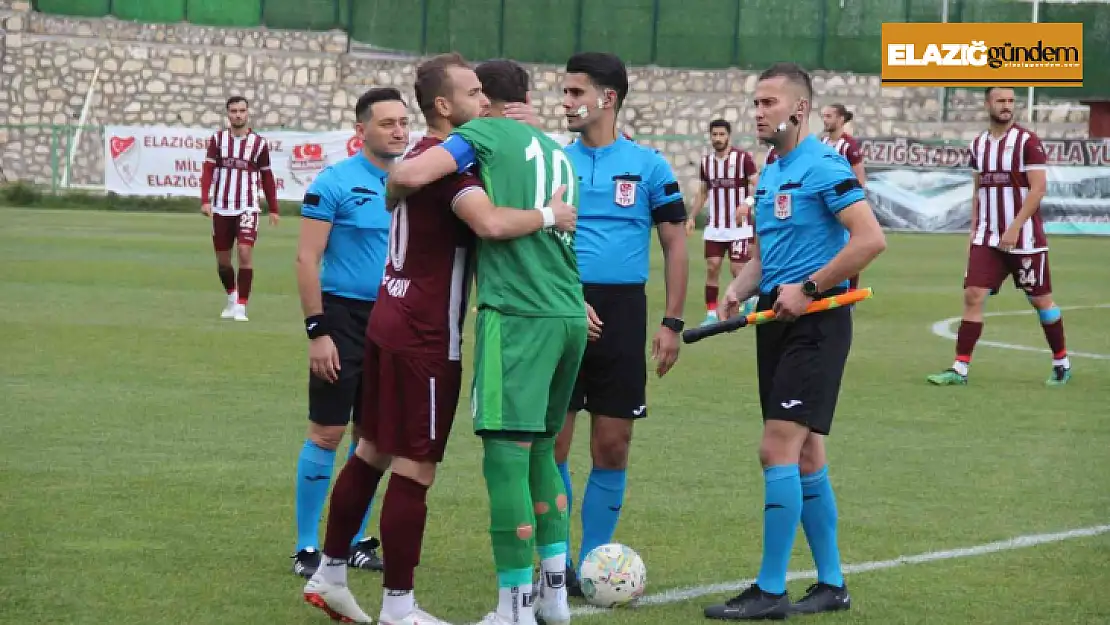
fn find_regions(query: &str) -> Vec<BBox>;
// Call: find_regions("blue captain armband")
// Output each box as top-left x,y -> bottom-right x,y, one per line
442,135 -> 477,173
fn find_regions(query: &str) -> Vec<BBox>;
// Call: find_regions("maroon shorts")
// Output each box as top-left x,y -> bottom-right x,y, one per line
964,245 -> 1052,296
360,340 -> 462,463
704,239 -> 751,263
212,212 -> 260,252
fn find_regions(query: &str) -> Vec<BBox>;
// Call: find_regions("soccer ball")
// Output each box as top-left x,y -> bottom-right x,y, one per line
578,543 -> 647,608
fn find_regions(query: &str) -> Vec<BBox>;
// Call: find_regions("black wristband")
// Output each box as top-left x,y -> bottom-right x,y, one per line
305,314 -> 329,339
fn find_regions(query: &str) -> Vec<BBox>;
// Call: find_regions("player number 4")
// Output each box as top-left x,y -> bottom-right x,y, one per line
525,137 -> 575,210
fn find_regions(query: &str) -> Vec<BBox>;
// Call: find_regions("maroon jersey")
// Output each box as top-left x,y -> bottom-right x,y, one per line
699,147 -> 757,237
821,133 -> 862,166
968,124 -> 1048,252
763,147 -> 777,166
367,137 -> 479,361
200,129 -> 278,215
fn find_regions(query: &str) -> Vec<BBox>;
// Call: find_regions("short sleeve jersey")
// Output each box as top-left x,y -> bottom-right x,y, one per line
563,136 -> 686,284
753,135 -> 866,294
300,151 -> 392,302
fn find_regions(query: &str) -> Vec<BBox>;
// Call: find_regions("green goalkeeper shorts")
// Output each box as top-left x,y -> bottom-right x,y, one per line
471,308 -> 588,436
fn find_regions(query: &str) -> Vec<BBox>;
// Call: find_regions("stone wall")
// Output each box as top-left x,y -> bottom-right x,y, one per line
0,2 -> 1090,191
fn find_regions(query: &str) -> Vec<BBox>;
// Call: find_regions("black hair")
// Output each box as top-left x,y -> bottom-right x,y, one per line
828,103 -> 853,123
355,87 -> 405,123
757,62 -> 813,101
565,52 -> 629,110
984,86 -> 1013,100
475,59 -> 530,104
225,96 -> 247,109
709,118 -> 731,134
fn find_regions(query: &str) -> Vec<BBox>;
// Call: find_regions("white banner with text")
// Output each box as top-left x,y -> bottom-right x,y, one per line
103,125 -> 572,201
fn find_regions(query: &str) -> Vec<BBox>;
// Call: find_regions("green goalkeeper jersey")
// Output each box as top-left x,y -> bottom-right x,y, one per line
451,117 -> 584,318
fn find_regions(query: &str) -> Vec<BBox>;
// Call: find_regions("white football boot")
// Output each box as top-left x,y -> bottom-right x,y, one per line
377,605 -> 453,625
476,613 -> 527,625
303,576 -> 373,623
220,292 -> 237,319
232,303 -> 249,322
533,577 -> 570,625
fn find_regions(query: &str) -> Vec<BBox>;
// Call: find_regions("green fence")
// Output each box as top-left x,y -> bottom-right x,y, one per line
31,0 -> 1109,98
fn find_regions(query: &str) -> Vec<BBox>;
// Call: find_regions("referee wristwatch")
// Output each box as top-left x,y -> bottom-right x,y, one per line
801,279 -> 820,299
661,316 -> 684,333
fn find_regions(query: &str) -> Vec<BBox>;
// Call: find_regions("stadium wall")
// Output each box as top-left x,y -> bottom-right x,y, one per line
0,0 -> 1090,193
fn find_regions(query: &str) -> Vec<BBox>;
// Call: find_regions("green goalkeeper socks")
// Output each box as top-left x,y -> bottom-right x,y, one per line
482,436 -> 536,581
529,436 -> 568,550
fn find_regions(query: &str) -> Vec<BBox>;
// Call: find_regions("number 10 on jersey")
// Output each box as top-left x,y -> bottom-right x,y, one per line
525,137 -> 575,210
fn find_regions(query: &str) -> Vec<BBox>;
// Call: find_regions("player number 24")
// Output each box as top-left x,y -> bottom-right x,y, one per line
525,137 -> 575,210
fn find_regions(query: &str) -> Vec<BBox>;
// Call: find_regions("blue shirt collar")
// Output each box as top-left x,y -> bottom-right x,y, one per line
571,135 -> 631,156
776,134 -> 819,167
355,150 -> 389,180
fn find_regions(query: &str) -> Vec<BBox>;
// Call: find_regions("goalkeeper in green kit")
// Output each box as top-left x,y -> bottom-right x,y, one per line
388,59 -> 592,625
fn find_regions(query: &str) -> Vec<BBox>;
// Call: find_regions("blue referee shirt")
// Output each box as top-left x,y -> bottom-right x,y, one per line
565,136 -> 686,285
753,135 -> 866,295
300,152 -> 391,302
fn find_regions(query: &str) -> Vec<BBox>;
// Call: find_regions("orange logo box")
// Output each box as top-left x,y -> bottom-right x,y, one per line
881,22 -> 1083,87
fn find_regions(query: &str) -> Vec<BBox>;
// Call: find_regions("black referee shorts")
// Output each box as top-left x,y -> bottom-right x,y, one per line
756,287 -> 852,435
308,293 -> 373,427
569,283 -> 648,420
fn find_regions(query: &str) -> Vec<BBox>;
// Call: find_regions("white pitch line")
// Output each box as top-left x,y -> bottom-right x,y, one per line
929,303 -> 1110,360
568,523 -> 1110,617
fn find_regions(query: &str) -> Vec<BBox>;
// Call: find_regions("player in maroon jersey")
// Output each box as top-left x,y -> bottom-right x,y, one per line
303,53 -> 576,625
751,146 -> 778,191
686,119 -> 758,324
927,87 -> 1070,387
199,96 -> 279,322
820,104 -> 866,289
820,104 -> 865,185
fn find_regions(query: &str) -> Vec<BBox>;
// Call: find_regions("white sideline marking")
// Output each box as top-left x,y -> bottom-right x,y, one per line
929,304 -> 1110,360
568,523 -> 1110,616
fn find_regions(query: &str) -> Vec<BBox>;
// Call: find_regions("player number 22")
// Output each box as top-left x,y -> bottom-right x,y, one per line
525,137 -> 575,210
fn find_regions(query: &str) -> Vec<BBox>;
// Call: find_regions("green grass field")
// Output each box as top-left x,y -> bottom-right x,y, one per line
2,208 -> 1108,625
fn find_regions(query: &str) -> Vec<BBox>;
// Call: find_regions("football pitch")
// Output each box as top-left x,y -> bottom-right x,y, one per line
2,207 -> 1108,625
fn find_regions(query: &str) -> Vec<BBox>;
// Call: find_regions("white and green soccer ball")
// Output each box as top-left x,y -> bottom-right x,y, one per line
578,543 -> 647,608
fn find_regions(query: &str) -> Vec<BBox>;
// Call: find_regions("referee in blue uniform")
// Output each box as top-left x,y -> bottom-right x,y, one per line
704,63 -> 886,621
557,52 -> 689,591
290,88 -> 410,578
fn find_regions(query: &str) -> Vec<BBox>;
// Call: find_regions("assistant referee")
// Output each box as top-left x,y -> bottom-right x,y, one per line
704,63 -> 886,621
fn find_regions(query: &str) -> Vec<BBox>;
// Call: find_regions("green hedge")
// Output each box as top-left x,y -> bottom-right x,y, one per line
31,0 -> 1110,100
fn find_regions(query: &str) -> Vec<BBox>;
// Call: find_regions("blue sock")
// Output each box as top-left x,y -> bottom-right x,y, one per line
347,439 -> 375,546
295,440 -> 336,552
557,461 -> 573,568
801,466 -> 844,587
755,464 -> 802,595
578,467 -> 626,571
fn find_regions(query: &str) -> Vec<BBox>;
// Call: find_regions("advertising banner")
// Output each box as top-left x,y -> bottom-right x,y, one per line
104,125 -> 572,201
859,137 -> 1110,235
